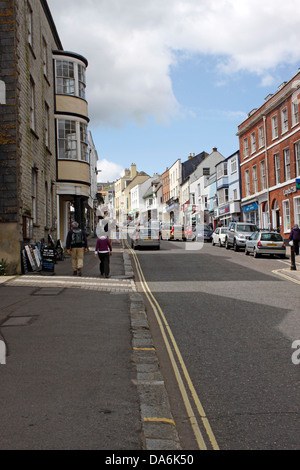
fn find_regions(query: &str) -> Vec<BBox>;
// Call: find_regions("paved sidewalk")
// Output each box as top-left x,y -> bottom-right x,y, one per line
0,242 -> 180,451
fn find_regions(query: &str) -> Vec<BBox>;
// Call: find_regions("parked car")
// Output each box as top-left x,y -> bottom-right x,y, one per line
196,224 -> 213,242
131,228 -> 160,250
171,225 -> 186,241
245,231 -> 286,258
212,227 -> 228,247
225,222 -> 258,251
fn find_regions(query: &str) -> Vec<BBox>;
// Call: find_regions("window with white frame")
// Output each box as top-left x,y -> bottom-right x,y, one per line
45,182 -> 49,227
258,126 -> 264,148
243,138 -> 249,158
45,102 -> 50,148
292,99 -> 299,126
32,168 -> 38,224
295,141 -> 300,177
78,64 -> 86,99
274,153 -> 280,185
281,107 -> 288,133
217,189 -> 228,205
27,2 -> 33,47
80,122 -> 88,162
251,132 -> 256,154
231,157 -> 237,174
272,115 -> 278,139
30,77 -> 35,131
42,37 -> 48,77
56,61 -> 75,95
260,160 -> 266,190
244,169 -> 250,196
283,200 -> 291,232
294,197 -> 300,226
58,120 -> 77,159
252,165 -> 258,193
284,148 -> 290,181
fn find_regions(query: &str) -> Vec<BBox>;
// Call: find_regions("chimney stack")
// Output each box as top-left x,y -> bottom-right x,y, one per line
130,163 -> 137,178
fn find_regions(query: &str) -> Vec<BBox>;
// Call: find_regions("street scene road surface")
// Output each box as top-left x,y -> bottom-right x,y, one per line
130,239 -> 300,450
0,239 -> 299,450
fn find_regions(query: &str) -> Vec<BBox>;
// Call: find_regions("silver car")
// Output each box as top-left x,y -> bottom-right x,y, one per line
131,228 -> 160,250
245,231 -> 286,258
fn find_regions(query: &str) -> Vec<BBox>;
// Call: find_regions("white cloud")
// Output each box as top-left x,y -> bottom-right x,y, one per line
48,0 -> 300,127
97,159 -> 124,183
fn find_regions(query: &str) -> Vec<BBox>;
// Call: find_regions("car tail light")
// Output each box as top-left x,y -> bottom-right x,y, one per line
257,241 -> 263,247
282,241 -> 286,248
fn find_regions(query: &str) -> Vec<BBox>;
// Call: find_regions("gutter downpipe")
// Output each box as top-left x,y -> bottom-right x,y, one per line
263,115 -> 271,229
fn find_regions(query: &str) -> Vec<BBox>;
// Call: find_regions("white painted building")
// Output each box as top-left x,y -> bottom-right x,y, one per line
188,148 -> 225,224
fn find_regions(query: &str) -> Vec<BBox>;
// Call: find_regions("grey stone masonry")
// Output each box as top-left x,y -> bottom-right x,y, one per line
0,0 -> 17,223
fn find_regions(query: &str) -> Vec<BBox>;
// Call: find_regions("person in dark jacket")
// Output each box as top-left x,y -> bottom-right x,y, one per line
94,235 -> 112,278
66,222 -> 88,276
289,224 -> 300,255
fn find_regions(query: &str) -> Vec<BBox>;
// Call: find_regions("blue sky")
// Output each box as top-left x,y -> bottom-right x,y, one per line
47,0 -> 300,182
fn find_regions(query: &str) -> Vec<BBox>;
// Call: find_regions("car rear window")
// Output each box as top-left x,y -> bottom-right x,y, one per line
236,224 -> 258,232
261,233 -> 283,241
139,229 -> 158,237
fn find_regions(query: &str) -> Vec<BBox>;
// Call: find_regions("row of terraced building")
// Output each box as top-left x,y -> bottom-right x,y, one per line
0,0 -> 98,274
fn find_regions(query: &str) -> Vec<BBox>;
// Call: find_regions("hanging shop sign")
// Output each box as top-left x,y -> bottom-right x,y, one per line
243,202 -> 258,213
218,204 -> 230,216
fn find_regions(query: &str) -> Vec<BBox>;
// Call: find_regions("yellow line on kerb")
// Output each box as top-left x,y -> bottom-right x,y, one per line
144,417 -> 176,426
272,269 -> 300,285
128,244 -> 219,451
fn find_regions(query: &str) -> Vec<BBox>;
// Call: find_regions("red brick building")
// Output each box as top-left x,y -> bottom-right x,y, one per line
237,71 -> 300,238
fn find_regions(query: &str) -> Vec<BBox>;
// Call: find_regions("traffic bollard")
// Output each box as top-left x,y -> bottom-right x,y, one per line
290,243 -> 297,271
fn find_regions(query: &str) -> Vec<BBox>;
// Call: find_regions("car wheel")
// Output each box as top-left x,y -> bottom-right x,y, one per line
233,240 -> 239,252
212,239 -> 215,246
219,239 -> 222,247
245,248 -> 249,255
253,248 -> 259,258
225,239 -> 230,250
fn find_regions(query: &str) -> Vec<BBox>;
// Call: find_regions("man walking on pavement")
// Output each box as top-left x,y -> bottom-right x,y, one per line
66,221 -> 88,276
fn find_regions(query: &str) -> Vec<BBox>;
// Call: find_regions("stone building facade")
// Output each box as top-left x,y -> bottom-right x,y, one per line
0,1 -> 96,274
0,0 -> 63,274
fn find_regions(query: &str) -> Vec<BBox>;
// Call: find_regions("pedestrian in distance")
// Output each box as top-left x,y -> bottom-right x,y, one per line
289,224 -> 300,255
66,221 -> 88,276
94,232 -> 112,278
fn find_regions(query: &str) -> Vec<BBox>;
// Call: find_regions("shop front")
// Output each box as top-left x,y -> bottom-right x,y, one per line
242,202 -> 259,225
217,201 -> 241,227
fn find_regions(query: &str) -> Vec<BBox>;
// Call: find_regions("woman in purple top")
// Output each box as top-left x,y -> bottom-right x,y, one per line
94,236 -> 112,278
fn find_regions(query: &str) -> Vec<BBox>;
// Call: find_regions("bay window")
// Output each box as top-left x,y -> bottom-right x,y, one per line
55,59 -> 87,99
58,119 -> 89,162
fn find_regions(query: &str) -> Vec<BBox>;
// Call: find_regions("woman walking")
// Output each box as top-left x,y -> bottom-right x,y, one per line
94,234 -> 112,278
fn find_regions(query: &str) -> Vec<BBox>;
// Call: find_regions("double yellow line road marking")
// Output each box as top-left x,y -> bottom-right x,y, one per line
129,245 -> 219,451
